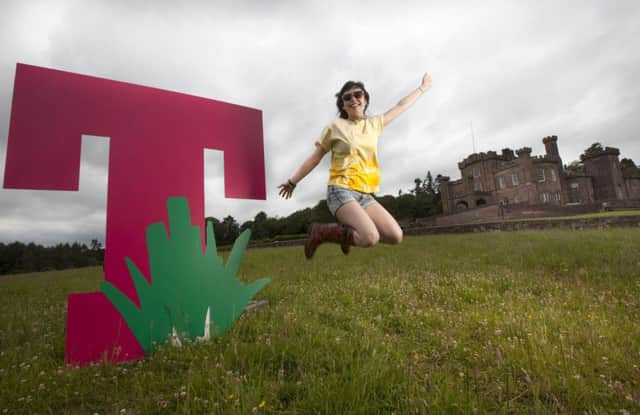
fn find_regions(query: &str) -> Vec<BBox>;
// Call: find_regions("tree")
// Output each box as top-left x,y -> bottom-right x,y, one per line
411,178 -> 422,195
245,211 -> 269,240
205,217 -> 225,245
583,142 -> 604,158
396,193 -> 418,220
565,160 -> 584,173
221,215 -> 240,245
376,195 -> 398,217
0,240 -> 102,275
254,211 -> 268,223
89,239 -> 104,265
434,174 -> 442,196
90,239 -> 101,251
424,171 -> 435,195
309,200 -> 334,225
240,220 -> 253,235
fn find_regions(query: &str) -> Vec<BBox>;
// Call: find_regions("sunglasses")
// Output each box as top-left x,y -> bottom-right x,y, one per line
341,90 -> 365,102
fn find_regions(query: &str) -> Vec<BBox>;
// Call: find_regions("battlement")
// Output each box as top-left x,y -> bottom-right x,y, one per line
501,148 -> 516,160
531,155 -> 560,163
457,142 -> 561,170
458,151 -> 502,170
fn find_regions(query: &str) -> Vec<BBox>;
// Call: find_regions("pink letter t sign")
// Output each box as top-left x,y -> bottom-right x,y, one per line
3,63 -> 266,364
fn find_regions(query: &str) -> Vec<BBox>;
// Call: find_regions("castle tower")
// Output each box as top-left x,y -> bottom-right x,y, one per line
501,148 -> 515,160
543,135 -> 560,159
439,176 -> 452,214
543,135 -> 567,203
581,145 -> 626,201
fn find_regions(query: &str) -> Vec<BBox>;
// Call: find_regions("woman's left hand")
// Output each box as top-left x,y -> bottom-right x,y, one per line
420,72 -> 432,93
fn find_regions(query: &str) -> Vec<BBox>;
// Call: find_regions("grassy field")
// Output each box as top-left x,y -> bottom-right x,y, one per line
1,229 -> 639,414
508,209 -> 640,221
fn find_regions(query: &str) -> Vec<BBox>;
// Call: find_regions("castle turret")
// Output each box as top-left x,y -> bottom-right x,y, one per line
515,147 -> 537,201
439,176 -> 452,214
542,135 -> 560,156
543,135 -> 560,159
501,148 -> 515,160
580,144 -> 626,201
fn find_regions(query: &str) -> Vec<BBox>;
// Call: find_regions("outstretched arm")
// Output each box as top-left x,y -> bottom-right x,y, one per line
278,144 -> 327,199
383,72 -> 432,126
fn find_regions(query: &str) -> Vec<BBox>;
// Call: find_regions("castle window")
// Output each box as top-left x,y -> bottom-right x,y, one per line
473,168 -> 480,178
568,183 -> 580,204
541,193 -> 549,203
550,169 -> 557,182
498,176 -> 506,189
512,173 -> 519,186
473,180 -> 482,191
537,168 -> 546,182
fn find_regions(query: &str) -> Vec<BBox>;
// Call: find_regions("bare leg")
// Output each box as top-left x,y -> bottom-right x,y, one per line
335,201 -> 380,247
364,202 -> 403,244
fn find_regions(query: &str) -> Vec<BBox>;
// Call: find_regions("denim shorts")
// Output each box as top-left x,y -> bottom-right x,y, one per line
326,185 -> 376,216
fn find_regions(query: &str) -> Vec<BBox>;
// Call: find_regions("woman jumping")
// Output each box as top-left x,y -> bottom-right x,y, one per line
278,73 -> 432,258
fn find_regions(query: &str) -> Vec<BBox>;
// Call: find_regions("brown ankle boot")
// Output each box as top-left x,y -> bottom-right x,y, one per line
304,223 -> 355,259
340,225 -> 354,255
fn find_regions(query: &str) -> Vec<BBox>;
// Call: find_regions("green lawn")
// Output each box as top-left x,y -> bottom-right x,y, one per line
554,209 -> 640,219
1,229 -> 639,414
508,209 -> 640,222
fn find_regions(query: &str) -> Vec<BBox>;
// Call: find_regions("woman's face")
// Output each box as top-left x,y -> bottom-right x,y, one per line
341,86 -> 367,121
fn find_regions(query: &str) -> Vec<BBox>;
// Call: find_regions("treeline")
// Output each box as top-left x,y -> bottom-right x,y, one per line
207,172 -> 442,246
1,172 -> 441,273
0,240 -> 104,275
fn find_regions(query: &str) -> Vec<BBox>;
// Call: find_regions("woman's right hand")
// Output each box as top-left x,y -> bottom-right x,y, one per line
278,180 -> 296,199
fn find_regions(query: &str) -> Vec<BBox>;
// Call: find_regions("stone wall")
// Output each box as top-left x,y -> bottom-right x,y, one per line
432,204 -> 500,226
249,214 -> 640,250
626,177 -> 640,199
249,238 -> 306,249
405,214 -> 640,236
410,200 -> 640,229
245,213 -> 640,251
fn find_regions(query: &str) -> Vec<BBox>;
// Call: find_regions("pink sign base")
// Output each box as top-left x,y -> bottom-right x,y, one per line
65,293 -> 144,364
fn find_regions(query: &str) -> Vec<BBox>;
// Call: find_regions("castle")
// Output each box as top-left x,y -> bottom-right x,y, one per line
438,136 -> 640,222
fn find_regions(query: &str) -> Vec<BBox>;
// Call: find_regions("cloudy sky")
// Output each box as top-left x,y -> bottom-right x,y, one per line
1,0 -> 639,245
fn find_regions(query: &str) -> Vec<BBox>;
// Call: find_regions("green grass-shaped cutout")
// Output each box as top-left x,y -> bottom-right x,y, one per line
100,196 -> 270,352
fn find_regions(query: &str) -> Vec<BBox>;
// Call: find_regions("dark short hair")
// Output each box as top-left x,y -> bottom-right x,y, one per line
335,81 -> 370,119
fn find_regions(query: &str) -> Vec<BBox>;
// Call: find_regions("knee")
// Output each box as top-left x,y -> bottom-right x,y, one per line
357,228 -> 380,247
386,228 -> 403,245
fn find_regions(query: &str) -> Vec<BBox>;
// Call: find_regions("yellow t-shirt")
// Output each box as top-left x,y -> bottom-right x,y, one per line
315,115 -> 384,194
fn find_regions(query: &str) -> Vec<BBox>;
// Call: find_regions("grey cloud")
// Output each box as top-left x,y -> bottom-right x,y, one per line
1,1 -> 639,243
